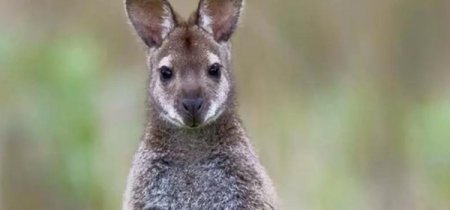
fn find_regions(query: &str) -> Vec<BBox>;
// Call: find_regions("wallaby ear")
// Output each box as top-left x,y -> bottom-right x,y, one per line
196,0 -> 244,42
126,0 -> 177,47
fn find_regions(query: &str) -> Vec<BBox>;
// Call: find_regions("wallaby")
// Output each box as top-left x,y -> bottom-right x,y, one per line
123,0 -> 277,209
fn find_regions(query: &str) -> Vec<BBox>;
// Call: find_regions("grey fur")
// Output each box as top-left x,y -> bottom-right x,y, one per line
123,0 -> 278,209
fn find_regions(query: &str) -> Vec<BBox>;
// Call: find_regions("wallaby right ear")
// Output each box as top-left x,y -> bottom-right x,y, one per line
126,0 -> 177,47
196,0 -> 244,42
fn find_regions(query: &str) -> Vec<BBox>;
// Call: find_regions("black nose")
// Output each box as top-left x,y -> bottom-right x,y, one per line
182,98 -> 203,116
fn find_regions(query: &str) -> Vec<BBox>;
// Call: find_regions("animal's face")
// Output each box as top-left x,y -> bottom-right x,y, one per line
126,0 -> 244,128
149,28 -> 233,127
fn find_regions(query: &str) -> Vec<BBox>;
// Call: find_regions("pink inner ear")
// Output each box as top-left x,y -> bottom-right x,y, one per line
212,11 -> 237,41
199,0 -> 243,42
144,26 -> 164,47
127,0 -> 176,47
132,16 -> 163,46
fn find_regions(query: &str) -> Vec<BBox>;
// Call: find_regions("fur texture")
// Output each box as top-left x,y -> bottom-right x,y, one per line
123,112 -> 277,210
123,0 -> 277,209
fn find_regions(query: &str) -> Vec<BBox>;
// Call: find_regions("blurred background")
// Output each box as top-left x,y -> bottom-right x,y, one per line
1,0 -> 450,209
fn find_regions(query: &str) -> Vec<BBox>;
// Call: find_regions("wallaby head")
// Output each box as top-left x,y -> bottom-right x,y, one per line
126,0 -> 244,128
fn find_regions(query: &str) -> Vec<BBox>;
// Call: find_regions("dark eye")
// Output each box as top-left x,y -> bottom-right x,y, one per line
159,66 -> 173,80
208,63 -> 221,78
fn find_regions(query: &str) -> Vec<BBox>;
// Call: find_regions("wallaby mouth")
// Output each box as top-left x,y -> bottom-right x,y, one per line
183,115 -> 204,128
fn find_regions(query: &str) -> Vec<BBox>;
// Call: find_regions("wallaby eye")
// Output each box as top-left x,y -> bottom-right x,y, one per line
208,63 -> 221,78
159,66 -> 173,80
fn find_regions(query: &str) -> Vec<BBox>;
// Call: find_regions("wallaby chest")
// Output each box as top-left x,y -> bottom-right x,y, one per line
142,151 -> 253,210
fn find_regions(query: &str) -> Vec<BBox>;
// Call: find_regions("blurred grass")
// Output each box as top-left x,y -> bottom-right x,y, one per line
1,0 -> 450,210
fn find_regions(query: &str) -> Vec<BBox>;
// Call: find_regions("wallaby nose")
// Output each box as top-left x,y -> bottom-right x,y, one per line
182,98 -> 203,116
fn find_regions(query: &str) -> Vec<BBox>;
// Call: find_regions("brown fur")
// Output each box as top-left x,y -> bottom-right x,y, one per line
123,0 -> 278,209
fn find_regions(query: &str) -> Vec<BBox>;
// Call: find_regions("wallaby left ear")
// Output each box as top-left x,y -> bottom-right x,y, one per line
126,0 -> 177,48
196,0 -> 244,42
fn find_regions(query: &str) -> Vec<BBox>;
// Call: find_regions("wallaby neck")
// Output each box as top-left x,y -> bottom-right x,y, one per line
143,107 -> 244,157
